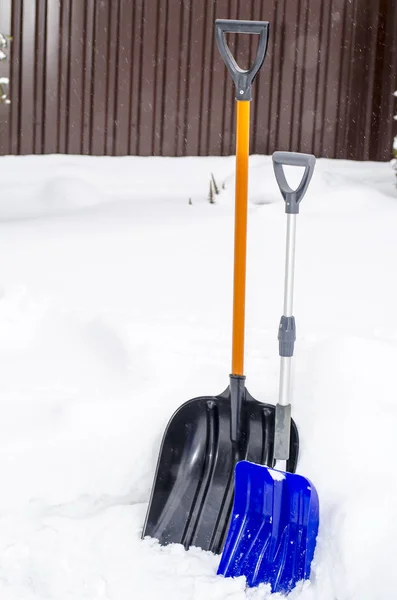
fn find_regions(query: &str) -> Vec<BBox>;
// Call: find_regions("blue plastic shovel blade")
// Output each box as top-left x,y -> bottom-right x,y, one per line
217,460 -> 319,594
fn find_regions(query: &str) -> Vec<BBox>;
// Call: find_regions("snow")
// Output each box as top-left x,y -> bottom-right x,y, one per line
1,153 -> 397,600
267,468 -> 286,482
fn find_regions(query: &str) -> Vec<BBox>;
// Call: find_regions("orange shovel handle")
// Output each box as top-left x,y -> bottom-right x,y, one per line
231,100 -> 250,376
214,19 -> 269,377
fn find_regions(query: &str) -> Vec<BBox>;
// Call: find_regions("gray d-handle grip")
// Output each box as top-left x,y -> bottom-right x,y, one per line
215,19 -> 269,101
272,151 -> 316,214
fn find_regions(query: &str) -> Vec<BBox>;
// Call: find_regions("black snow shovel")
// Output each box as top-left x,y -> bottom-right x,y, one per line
142,19 -> 299,555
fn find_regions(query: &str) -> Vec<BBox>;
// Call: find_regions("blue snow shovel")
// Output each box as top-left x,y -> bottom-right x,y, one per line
217,152 -> 320,594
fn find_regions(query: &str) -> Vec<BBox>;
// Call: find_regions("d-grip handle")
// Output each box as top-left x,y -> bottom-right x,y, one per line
272,151 -> 316,214
215,19 -> 269,101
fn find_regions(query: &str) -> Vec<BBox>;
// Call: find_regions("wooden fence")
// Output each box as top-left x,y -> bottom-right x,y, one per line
0,0 -> 396,159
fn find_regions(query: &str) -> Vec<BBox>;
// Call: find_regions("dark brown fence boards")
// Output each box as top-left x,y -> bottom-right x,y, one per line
4,0 -> 397,159
376,0 -> 397,161
44,0 -> 60,154
112,0 -> 130,156
9,0 -> 20,155
0,0 -> 11,155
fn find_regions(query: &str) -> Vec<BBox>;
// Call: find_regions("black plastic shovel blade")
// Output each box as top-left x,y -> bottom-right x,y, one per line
142,386 -> 299,554
218,461 -> 319,593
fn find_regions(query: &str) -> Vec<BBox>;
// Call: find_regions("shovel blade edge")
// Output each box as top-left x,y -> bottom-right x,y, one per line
217,460 -> 319,594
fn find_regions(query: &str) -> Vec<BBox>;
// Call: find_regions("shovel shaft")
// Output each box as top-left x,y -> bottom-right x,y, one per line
275,214 -> 297,459
278,357 -> 292,406
231,100 -> 250,376
283,214 -> 296,317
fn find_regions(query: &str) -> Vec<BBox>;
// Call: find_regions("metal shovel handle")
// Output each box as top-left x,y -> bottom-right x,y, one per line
215,19 -> 269,101
272,152 -> 316,214
273,152 -> 316,463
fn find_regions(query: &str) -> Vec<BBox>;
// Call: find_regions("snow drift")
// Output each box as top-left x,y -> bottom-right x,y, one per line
0,154 -> 396,600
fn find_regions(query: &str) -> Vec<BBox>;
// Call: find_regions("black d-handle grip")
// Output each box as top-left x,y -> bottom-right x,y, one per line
272,151 -> 316,214
215,19 -> 269,101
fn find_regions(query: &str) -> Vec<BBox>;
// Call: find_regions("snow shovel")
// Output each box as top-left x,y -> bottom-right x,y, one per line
217,152 -> 320,593
141,21 -> 299,555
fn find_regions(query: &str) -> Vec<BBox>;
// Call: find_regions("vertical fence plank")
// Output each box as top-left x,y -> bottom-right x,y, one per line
267,0 -> 285,153
360,0 -> 380,160
104,0 -> 120,155
0,0 -> 12,155
275,0 -> 300,151
113,0 -> 133,156
57,0 -> 71,153
200,0 -> 216,156
19,0 -> 36,154
66,0 -> 85,154
334,0 -> 354,158
175,0 -> 192,156
315,0 -> 343,157
81,0 -> 94,155
90,0 -> 109,155
373,0 -> 397,161
43,0 -> 60,154
251,0 -> 275,155
184,0 -> 207,155
152,0 -> 168,156
33,0 -> 46,153
10,0 -> 22,155
288,0 -> 307,152
346,0 -> 372,160
382,0 -> 397,160
134,0 -> 151,155
207,0 -> 229,156
298,0 -> 322,153
161,0 -> 186,156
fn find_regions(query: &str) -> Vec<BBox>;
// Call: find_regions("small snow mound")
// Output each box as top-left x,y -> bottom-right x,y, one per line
268,468 -> 285,482
0,175 -> 106,221
249,163 -> 282,205
40,175 -> 105,211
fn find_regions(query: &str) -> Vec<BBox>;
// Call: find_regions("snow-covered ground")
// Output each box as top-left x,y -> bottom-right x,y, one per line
1,153 -> 397,600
